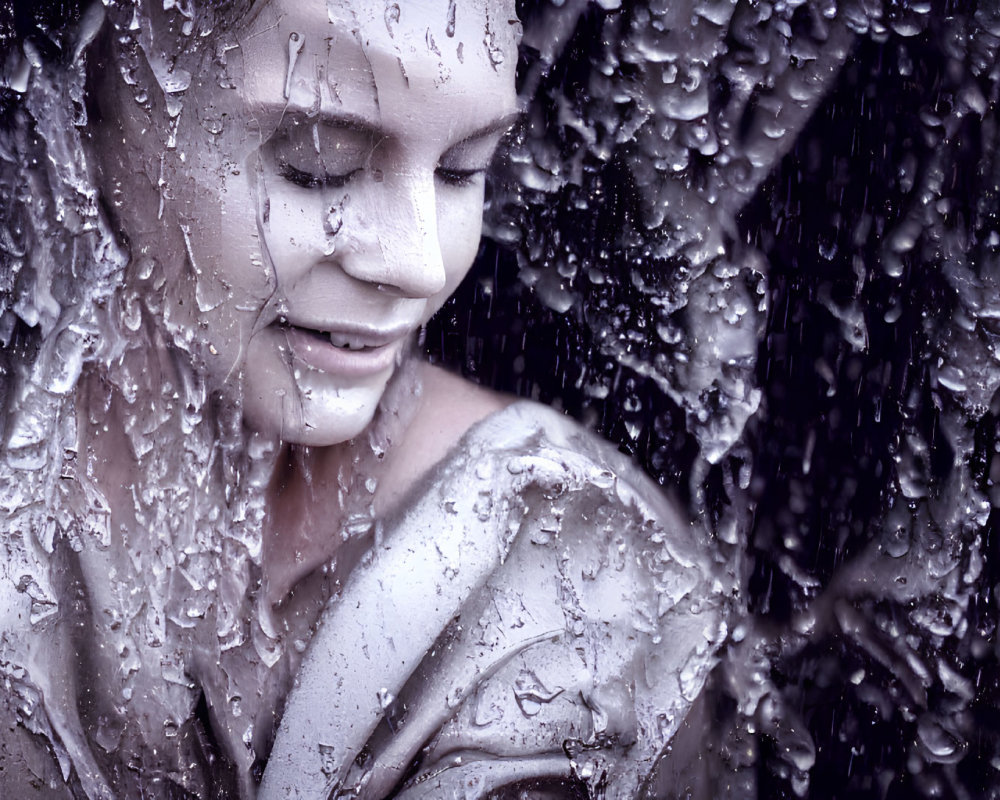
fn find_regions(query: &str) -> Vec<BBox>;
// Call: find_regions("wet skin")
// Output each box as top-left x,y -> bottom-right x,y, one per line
90,0 -> 520,603
94,0 -> 519,446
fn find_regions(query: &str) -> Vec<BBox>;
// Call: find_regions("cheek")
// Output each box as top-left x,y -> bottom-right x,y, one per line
260,185 -> 342,260
436,187 -> 487,301
185,168 -> 277,297
151,170 -> 277,380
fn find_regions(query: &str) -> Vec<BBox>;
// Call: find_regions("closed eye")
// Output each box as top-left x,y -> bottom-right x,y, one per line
278,162 -> 362,189
435,166 -> 486,188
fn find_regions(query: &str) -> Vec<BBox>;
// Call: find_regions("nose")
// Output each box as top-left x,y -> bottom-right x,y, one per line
339,172 -> 447,299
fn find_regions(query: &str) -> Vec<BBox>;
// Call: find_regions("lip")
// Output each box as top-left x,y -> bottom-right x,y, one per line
276,322 -> 411,378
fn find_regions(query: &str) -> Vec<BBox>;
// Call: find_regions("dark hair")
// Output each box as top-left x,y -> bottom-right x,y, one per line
0,0 -> 85,46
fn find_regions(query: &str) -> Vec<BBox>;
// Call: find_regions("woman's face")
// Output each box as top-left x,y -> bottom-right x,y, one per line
95,0 -> 518,445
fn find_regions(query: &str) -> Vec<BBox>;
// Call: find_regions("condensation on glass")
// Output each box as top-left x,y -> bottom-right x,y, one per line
0,0 -> 997,798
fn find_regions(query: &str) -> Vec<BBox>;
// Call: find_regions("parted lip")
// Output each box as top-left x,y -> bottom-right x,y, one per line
270,318 -> 417,378
275,320 -> 418,349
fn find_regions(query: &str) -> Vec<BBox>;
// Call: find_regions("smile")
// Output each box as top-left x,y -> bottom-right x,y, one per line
276,322 -> 410,378
329,332 -> 376,351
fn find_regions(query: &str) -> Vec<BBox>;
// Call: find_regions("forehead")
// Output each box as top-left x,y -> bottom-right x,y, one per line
235,0 -> 519,134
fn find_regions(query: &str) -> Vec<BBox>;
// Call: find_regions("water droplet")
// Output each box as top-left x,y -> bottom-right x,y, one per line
384,3 -> 401,38
446,0 -> 457,37
377,687 -> 395,710
512,670 -> 564,717
318,743 -> 338,776
284,32 -> 305,100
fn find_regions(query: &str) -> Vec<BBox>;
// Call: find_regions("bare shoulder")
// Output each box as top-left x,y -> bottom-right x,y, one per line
374,362 -> 514,515
417,361 -> 513,425
405,362 -> 514,461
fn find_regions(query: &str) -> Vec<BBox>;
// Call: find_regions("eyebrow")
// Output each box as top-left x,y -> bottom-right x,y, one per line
260,103 -> 522,145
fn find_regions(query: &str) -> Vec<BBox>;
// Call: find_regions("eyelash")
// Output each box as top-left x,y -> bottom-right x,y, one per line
277,163 -> 485,190
278,163 -> 361,189
435,167 -> 486,187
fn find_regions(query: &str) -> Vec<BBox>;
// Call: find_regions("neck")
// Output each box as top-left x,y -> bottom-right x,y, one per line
261,356 -> 424,608
262,440 -> 361,607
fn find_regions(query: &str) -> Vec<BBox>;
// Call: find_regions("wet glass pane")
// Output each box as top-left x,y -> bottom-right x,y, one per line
0,1 -> 997,798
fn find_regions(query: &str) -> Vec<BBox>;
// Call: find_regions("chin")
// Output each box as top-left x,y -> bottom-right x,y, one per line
242,381 -> 384,446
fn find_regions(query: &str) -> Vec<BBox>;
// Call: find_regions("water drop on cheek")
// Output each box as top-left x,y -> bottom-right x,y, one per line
446,0 -> 456,37
384,3 -> 401,38
326,204 -> 343,238
323,200 -> 346,255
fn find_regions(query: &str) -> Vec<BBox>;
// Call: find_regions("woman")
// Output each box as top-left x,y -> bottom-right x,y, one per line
0,0 -> 726,798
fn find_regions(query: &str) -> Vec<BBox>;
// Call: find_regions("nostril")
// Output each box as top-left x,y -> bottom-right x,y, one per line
371,280 -> 430,297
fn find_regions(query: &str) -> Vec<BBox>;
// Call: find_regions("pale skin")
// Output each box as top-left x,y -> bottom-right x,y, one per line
87,0 -> 519,609
265,363 -> 512,605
